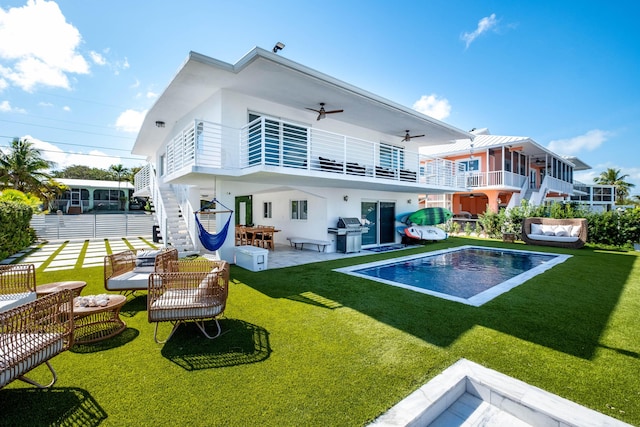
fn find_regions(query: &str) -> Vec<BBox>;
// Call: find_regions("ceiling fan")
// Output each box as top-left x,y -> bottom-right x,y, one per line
402,130 -> 425,142
306,103 -> 344,121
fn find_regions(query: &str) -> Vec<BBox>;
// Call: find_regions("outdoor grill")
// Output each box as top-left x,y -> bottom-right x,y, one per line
328,217 -> 369,253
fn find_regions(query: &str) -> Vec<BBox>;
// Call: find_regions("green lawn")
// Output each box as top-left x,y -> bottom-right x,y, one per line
1,237 -> 639,426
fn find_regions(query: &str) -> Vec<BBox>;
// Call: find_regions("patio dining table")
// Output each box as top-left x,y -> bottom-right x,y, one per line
243,226 -> 281,249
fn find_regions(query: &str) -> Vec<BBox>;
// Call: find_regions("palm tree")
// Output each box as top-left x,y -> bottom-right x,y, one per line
109,164 -> 129,210
0,137 -> 56,200
594,168 -> 636,204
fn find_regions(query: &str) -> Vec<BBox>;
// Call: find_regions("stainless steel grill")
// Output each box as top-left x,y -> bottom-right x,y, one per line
328,217 -> 368,253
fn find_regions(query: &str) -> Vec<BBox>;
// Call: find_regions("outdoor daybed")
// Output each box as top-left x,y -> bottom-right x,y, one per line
0,290 -> 74,388
522,217 -> 588,249
104,248 -> 178,292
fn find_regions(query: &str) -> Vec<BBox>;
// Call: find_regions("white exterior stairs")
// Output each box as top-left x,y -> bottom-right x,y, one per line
153,186 -> 197,255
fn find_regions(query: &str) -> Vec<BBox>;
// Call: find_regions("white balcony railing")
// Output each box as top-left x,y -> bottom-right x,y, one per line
464,170 -> 527,189
145,117 -> 466,190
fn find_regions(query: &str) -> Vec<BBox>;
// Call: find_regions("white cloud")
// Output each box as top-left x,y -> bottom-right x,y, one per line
461,13 -> 498,48
0,100 -> 26,113
62,105 -> 70,112
146,91 -> 158,99
24,135 -> 119,170
89,50 -> 106,66
547,129 -> 610,155
115,109 -> 147,133
412,94 -> 452,120
0,0 -> 90,91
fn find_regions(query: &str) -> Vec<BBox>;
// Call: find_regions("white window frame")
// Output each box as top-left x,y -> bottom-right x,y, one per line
290,200 -> 308,220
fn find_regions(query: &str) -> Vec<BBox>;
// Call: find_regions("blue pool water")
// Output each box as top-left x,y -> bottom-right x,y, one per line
335,246 -> 571,306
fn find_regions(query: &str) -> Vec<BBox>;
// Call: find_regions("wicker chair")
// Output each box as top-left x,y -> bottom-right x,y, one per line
521,217 -> 588,249
0,290 -> 74,388
147,259 -> 229,343
0,264 -> 37,313
104,247 -> 178,293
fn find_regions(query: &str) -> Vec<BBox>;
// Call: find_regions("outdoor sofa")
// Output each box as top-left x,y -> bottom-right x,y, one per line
104,247 -> 178,292
522,217 -> 588,249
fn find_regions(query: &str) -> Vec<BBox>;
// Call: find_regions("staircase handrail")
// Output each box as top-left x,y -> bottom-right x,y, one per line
149,168 -> 168,248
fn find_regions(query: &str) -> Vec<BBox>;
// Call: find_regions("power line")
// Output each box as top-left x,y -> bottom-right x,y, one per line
0,144 -> 147,163
0,118 -> 134,140
0,136 -> 135,153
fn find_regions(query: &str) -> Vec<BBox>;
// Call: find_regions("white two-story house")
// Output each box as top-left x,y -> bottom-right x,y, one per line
132,47 -> 473,260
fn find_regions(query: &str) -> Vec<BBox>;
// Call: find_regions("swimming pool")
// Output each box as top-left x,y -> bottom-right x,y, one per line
335,245 -> 571,306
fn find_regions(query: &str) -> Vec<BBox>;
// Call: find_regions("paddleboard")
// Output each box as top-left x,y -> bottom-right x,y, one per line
395,212 -> 413,223
406,207 -> 452,226
405,226 -> 448,241
396,225 -> 409,235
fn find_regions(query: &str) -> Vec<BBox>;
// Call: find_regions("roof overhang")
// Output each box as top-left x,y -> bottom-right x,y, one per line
133,47 -> 472,158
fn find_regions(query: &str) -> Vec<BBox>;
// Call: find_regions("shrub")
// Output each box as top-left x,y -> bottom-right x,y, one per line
0,201 -> 35,260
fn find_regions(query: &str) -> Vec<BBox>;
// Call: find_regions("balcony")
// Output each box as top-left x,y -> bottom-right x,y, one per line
464,170 -> 527,189
146,117 -> 466,191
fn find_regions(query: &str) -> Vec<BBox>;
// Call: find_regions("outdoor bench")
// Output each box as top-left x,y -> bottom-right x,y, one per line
287,237 -> 332,252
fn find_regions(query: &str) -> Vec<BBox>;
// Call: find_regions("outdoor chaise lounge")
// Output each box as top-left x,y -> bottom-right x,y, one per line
0,290 -> 74,388
104,247 -> 178,293
522,217 -> 588,249
0,264 -> 37,313
147,259 -> 229,343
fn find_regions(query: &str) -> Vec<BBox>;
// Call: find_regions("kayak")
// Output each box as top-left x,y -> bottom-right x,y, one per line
404,226 -> 448,241
395,212 -> 413,223
406,207 -> 452,226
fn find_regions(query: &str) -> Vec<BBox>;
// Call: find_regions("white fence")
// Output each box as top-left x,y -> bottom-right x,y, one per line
30,213 -> 156,241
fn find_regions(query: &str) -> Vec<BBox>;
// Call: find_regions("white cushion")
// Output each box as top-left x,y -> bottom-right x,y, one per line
570,225 -> 581,237
530,223 -> 543,235
0,292 -> 37,313
527,234 -> 579,243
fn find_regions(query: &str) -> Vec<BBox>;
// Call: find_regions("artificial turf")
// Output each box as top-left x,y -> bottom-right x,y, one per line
1,236 -> 638,426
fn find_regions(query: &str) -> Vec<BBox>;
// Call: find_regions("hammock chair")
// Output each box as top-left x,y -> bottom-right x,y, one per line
194,198 -> 233,252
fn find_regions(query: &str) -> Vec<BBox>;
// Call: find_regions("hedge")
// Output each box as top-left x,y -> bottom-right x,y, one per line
0,201 -> 35,260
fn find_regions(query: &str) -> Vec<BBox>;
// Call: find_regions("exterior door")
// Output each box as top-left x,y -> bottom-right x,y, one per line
235,196 -> 252,226
361,201 -> 396,245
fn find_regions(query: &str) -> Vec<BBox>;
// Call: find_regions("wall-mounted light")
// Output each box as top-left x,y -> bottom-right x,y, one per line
155,121 -> 165,128
343,195 -> 349,202
407,199 -> 412,204
272,42 -> 285,53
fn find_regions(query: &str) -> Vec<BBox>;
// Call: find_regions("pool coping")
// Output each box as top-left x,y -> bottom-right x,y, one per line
334,245 -> 572,306
369,358 -> 631,427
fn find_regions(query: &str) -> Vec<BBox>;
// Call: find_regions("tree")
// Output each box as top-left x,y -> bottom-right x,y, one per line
0,137 -> 56,200
51,165 -> 114,180
594,168 -> 636,204
109,164 -> 129,210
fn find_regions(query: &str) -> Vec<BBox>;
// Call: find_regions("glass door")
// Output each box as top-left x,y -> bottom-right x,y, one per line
361,201 -> 396,245
361,201 -> 377,246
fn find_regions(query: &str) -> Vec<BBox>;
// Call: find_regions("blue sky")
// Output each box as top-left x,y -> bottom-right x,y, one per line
1,0 -> 638,194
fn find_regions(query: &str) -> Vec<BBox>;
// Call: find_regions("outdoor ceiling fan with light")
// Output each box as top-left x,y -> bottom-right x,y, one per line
306,103 -> 344,121
402,130 -> 425,142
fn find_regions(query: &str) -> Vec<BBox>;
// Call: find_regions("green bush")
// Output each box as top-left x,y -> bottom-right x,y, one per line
586,207 -> 640,247
0,201 -> 35,260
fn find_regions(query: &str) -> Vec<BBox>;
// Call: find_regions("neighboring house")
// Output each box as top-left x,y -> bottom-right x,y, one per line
569,182 -> 617,212
419,128 -> 596,217
51,178 -> 135,213
131,47 -> 473,259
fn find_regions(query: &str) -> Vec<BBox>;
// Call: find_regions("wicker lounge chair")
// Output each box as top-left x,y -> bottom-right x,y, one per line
0,264 -> 37,313
0,290 -> 74,388
104,247 -> 178,293
147,259 -> 229,343
522,217 -> 588,249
